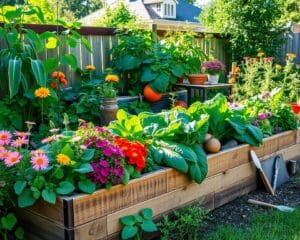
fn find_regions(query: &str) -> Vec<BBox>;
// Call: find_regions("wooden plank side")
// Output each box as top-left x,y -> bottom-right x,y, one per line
207,144 -> 250,177
106,162 -> 256,235
72,169 -> 167,226
297,129 -> 300,144
74,216 -> 107,240
17,209 -> 66,240
27,197 -> 64,226
277,130 -> 297,149
214,175 -> 257,208
261,142 -> 300,162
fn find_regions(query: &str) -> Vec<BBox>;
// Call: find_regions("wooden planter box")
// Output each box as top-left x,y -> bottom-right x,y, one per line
18,130 -> 300,240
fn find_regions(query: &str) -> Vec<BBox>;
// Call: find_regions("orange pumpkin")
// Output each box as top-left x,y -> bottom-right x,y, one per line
143,84 -> 163,102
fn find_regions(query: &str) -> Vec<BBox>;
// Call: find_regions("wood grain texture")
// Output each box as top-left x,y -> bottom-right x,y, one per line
71,169 -> 167,226
297,129 -> 300,144
106,162 -> 256,235
214,175 -> 257,208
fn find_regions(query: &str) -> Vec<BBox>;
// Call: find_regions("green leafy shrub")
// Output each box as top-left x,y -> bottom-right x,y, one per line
159,203 -> 208,240
119,208 -> 157,240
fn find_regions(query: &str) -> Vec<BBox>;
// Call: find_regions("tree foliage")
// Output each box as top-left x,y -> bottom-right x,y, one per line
199,0 -> 287,61
93,1 -> 136,27
279,0 -> 300,24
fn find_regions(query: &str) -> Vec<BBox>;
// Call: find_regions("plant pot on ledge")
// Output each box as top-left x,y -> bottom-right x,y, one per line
188,74 -> 207,85
100,98 -> 119,126
207,74 -> 220,84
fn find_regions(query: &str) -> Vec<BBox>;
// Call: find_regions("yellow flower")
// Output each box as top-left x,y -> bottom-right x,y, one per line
105,74 -> 119,83
35,87 -> 50,98
228,77 -> 236,84
56,154 -> 71,166
286,53 -> 296,60
275,64 -> 282,70
257,52 -> 265,58
85,65 -> 96,71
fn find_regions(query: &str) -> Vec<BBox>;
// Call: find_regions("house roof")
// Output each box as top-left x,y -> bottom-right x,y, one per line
175,0 -> 201,22
80,0 -> 202,25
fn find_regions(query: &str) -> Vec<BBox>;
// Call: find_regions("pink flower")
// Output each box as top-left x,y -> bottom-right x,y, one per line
4,151 -> 21,167
41,136 -> 54,144
14,131 -> 30,138
31,153 -> 49,170
0,130 -> 12,146
0,148 -> 9,160
11,137 -> 29,148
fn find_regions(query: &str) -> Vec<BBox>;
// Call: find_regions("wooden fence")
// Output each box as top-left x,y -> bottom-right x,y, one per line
0,24 -> 228,84
279,26 -> 300,64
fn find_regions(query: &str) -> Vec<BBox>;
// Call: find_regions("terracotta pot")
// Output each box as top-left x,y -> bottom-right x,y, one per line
290,102 -> 300,114
100,98 -> 118,126
188,74 -> 207,85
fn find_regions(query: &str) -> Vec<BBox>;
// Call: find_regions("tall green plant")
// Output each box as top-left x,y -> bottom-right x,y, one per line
200,0 -> 286,61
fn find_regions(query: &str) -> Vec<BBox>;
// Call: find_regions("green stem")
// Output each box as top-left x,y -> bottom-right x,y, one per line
41,99 -> 44,125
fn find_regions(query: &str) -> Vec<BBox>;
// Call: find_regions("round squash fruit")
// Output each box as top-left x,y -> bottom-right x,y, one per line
174,100 -> 187,108
143,84 -> 163,102
204,138 -> 221,153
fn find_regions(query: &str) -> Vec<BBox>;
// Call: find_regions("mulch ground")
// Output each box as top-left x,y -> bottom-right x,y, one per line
200,172 -> 300,237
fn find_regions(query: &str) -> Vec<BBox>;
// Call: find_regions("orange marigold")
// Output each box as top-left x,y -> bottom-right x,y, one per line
85,65 -> 96,71
56,154 -> 71,166
35,87 -> 50,98
105,74 -> 119,83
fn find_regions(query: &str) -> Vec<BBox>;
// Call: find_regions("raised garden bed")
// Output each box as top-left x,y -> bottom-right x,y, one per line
17,130 -> 300,240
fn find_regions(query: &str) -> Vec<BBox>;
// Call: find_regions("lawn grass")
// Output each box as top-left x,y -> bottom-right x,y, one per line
204,208 -> 300,240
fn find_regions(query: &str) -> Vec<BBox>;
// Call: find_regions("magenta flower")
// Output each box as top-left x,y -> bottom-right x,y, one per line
14,131 -> 30,138
4,151 -> 21,167
0,130 -> 12,146
100,160 -> 109,167
258,113 -> 266,121
96,140 -> 110,148
31,153 -> 49,170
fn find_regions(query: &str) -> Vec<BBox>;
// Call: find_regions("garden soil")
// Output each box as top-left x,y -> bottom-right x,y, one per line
200,171 -> 300,238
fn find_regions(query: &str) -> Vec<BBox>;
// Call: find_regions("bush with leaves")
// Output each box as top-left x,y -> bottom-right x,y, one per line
200,0 -> 286,62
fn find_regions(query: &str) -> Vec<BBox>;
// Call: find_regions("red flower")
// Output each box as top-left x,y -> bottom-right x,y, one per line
51,81 -> 58,89
114,137 -> 148,172
60,78 -> 68,86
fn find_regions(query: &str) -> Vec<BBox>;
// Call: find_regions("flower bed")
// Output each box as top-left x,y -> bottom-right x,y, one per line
16,130 -> 300,240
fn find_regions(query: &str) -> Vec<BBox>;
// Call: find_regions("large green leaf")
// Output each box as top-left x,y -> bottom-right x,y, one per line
56,181 -> 75,195
43,58 -> 58,73
18,188 -> 36,208
141,68 -> 157,82
192,144 -> 208,180
246,125 -> 263,145
31,59 -> 46,86
8,58 -> 22,98
73,163 -> 93,174
121,225 -> 138,240
42,189 -> 56,204
1,213 -> 17,231
150,73 -> 169,93
60,54 -> 78,69
188,162 -> 202,183
78,179 -> 96,194
161,148 -> 188,173
116,55 -> 142,71
160,141 -> 197,162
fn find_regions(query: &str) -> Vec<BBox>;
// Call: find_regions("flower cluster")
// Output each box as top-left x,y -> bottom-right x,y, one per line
78,124 -> 125,188
201,61 -> 225,75
51,71 -> 68,89
114,137 -> 148,172
0,130 -> 49,170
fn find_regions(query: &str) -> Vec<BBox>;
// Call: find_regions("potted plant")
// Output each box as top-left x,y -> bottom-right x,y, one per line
98,73 -> 120,125
162,30 -> 208,84
201,61 -> 226,84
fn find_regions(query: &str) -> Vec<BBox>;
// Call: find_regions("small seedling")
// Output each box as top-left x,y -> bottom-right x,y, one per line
119,208 -> 158,240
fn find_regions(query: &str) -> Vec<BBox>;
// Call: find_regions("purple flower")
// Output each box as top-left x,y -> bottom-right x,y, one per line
274,126 -> 282,133
100,168 -> 109,177
96,140 -> 110,148
100,160 -> 109,167
114,158 -> 121,165
252,121 -> 259,127
258,113 -> 266,121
